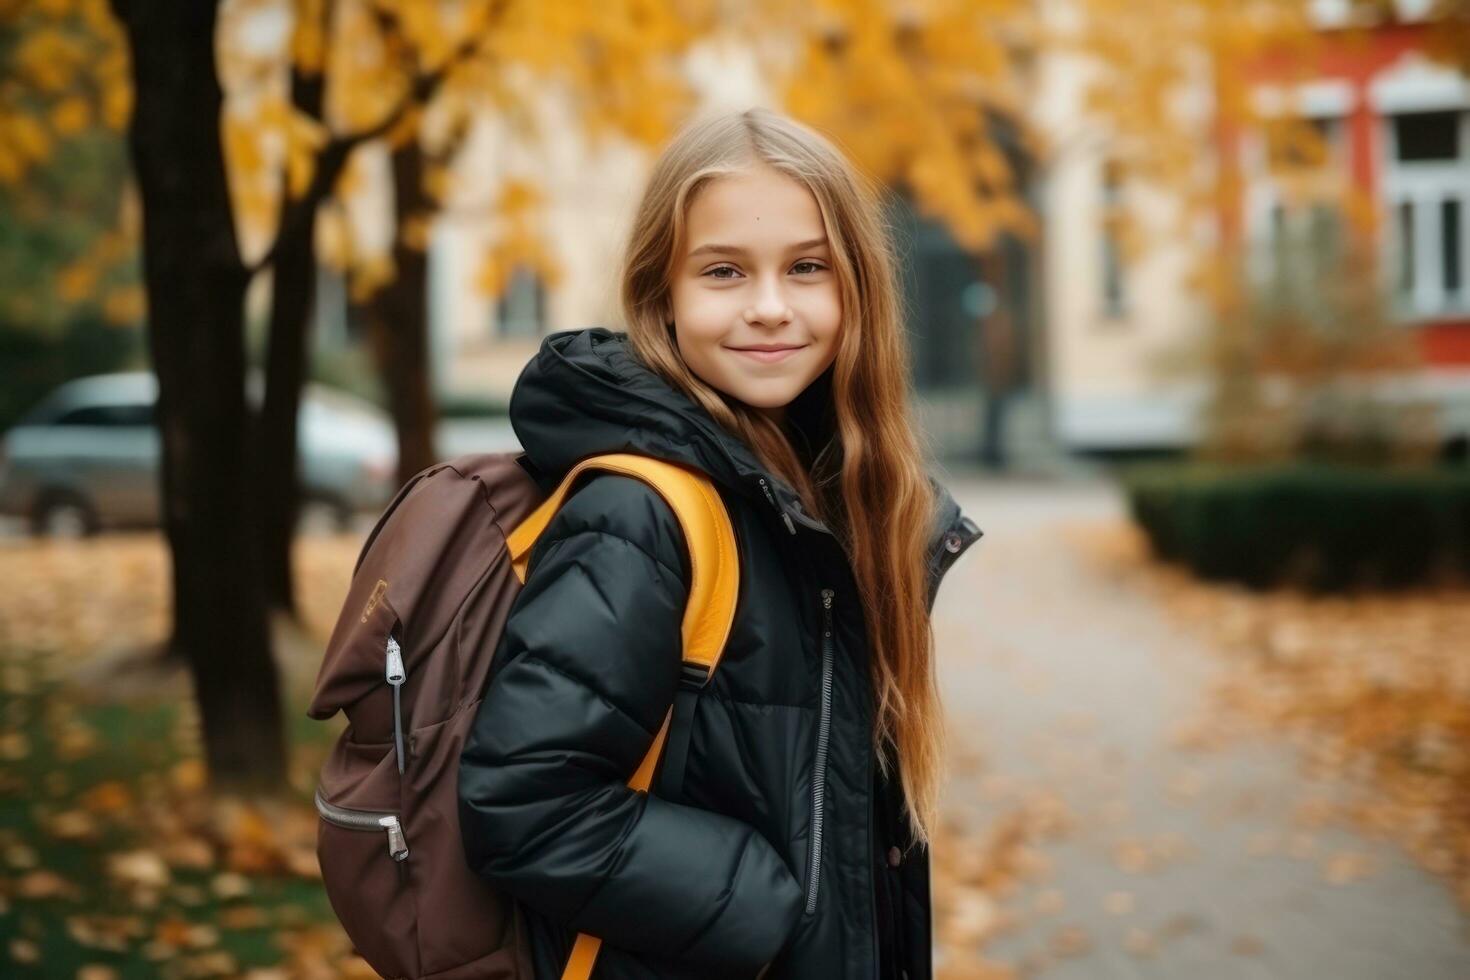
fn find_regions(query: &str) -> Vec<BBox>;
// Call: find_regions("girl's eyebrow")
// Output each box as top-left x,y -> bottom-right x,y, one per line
688,237 -> 829,258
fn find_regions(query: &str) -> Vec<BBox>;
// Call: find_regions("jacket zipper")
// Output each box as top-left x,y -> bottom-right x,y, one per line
385,635 -> 406,775
757,477 -> 798,535
315,786 -> 410,862
805,587 -> 836,915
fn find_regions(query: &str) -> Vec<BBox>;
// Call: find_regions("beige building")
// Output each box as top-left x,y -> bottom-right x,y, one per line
426,39 -> 774,403
1031,0 -> 1470,453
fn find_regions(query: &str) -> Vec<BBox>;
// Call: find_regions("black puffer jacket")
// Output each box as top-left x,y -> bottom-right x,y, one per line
458,327 -> 982,979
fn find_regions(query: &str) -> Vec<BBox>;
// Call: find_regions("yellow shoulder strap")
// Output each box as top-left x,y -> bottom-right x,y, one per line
504,453 -> 740,980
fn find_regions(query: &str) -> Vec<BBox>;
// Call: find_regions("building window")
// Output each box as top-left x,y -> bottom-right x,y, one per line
1382,108 -> 1467,317
1397,200 -> 1416,297
494,267 -> 546,340
1269,203 -> 1288,267
1445,198 -> 1462,299
1393,110 -> 1460,163
1100,158 -> 1127,319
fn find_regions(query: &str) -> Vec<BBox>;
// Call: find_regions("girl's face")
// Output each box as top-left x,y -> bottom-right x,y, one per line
668,163 -> 842,425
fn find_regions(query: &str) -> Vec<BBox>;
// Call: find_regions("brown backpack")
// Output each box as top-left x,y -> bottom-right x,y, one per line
306,451 -> 740,980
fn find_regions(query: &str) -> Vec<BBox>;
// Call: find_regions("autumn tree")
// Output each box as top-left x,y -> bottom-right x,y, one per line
16,0 -> 1051,789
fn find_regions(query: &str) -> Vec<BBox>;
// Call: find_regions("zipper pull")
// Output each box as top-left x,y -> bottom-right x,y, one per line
379,815 -> 410,861
385,636 -> 405,686
758,477 -> 798,536
821,588 -> 833,609
386,635 -> 406,775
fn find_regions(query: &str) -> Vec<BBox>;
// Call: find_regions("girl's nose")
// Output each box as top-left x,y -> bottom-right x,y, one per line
748,276 -> 793,326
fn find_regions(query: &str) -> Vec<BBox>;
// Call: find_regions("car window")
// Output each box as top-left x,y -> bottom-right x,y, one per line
52,403 -> 156,427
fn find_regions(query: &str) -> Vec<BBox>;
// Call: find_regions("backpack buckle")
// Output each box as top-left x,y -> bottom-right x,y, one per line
679,661 -> 710,690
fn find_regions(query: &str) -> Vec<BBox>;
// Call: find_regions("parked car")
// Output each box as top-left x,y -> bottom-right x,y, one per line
0,371 -> 398,537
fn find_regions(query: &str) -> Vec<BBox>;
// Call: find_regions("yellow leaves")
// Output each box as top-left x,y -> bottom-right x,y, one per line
0,0 -> 122,189
50,96 -> 92,135
67,913 -> 148,953
400,214 -> 432,252
422,162 -> 453,204
291,0 -> 328,75
2,114 -> 54,173
385,104 -> 424,151
16,868 -> 82,899
285,109 -> 329,200
80,780 -> 134,815
497,177 -> 544,216
224,114 -> 266,177
350,255 -> 396,303
171,758 -> 207,793
0,731 -> 30,761
13,28 -> 88,94
8,937 -> 41,965
209,871 -> 252,900
100,82 -> 131,131
44,809 -> 101,843
473,177 -> 562,300
314,207 -> 352,271
102,285 -> 146,326
106,849 -> 172,890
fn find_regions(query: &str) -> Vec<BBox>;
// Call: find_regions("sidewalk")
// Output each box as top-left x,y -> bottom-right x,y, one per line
931,471 -> 1470,979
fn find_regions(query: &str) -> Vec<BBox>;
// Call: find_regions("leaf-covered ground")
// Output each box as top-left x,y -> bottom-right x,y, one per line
0,532 -> 371,978
1063,520 -> 1470,913
921,495 -> 1470,980
4,519 -> 1467,978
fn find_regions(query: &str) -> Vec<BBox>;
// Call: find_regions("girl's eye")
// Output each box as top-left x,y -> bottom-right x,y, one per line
703,262 -> 828,279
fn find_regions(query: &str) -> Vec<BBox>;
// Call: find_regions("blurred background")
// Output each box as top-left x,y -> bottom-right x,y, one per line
1,0 -> 1468,977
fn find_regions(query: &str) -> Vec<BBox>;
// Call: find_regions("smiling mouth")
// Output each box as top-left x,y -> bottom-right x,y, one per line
727,345 -> 807,363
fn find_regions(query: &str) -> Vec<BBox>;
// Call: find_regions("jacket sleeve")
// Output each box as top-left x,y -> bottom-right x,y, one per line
458,473 -> 804,975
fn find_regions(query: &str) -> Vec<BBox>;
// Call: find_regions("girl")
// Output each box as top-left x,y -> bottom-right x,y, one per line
458,107 -> 982,980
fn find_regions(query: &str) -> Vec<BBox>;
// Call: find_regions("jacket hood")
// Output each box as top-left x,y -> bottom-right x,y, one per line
509,326 -> 825,531
508,327 -> 980,557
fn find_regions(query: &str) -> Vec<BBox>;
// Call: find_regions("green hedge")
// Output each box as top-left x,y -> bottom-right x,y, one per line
1118,461 -> 1470,591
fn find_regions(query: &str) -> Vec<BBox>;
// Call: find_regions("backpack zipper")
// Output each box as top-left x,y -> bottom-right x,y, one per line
385,635 -> 406,775
315,786 -> 410,862
805,587 -> 835,915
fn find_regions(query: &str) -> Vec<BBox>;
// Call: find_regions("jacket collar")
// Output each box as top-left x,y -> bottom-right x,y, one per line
509,327 -> 980,567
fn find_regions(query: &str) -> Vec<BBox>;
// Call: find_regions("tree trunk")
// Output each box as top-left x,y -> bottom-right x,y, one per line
114,0 -> 287,792
365,139 -> 438,487
261,62 -> 327,615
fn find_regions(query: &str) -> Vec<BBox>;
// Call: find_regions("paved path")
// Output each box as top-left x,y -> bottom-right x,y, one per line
930,470 -> 1470,980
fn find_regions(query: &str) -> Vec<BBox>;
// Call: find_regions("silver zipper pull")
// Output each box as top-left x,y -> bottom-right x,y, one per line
379,815 -> 409,861
759,478 -> 799,536
386,636 -> 406,775
821,588 -> 833,608
385,636 -> 405,686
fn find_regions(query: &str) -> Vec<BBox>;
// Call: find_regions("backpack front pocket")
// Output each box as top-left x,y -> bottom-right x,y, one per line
315,778 -> 420,979
316,787 -> 409,861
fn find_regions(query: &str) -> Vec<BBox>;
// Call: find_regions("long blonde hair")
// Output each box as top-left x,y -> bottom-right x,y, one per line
619,107 -> 946,848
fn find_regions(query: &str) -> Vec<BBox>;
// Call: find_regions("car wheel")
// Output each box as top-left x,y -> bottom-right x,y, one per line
32,492 -> 99,539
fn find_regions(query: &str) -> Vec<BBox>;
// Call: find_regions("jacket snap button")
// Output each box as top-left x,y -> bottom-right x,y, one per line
944,533 -> 962,553
887,846 -> 902,868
